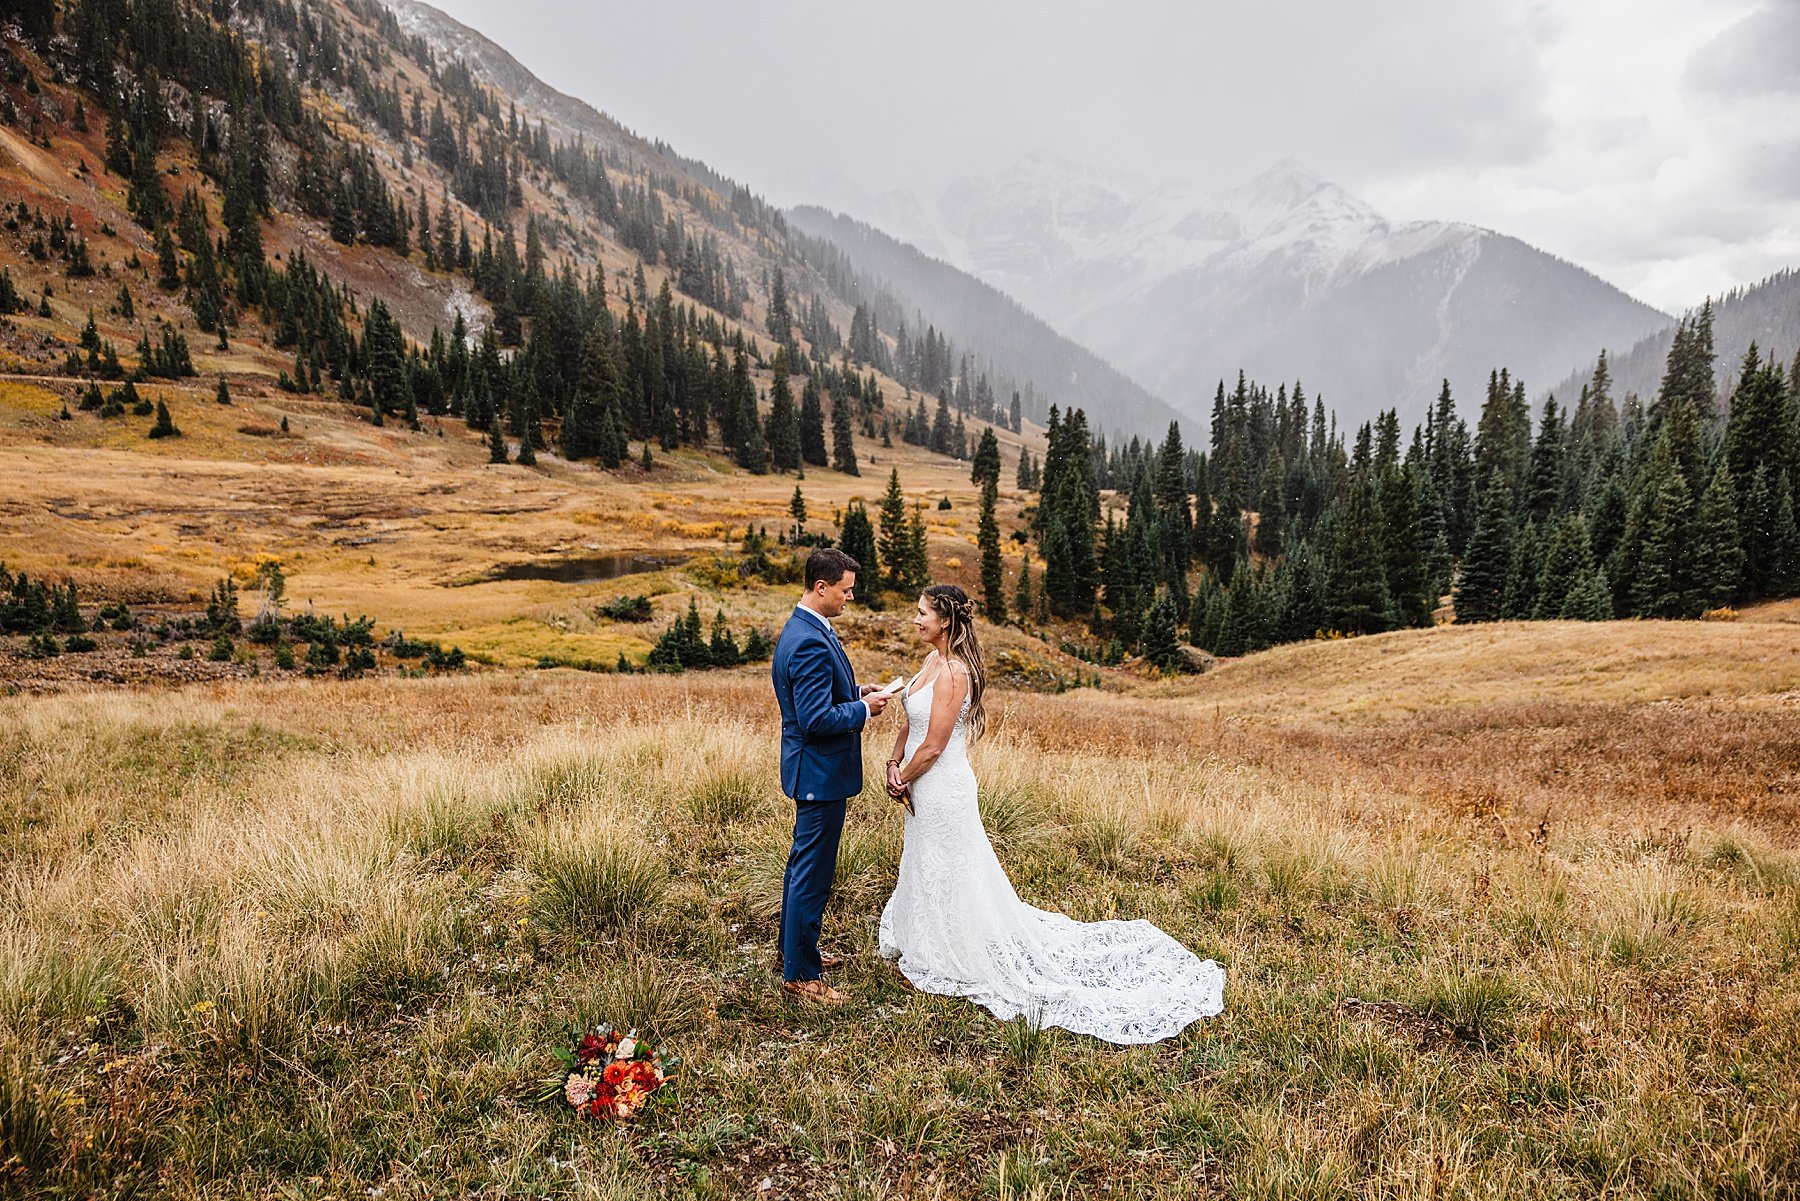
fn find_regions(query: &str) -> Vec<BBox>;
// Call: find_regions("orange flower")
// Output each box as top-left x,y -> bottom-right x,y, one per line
602,1062 -> 629,1086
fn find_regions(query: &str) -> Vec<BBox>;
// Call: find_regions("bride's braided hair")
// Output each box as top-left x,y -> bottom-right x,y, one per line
922,583 -> 987,741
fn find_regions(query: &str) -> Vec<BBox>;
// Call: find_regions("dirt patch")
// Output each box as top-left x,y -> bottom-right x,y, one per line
1334,997 -> 1481,1051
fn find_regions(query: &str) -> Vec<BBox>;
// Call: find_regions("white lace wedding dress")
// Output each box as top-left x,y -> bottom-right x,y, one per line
878,674 -> 1226,1044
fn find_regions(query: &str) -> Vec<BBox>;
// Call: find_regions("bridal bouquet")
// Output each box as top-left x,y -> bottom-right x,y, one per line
544,1026 -> 671,1120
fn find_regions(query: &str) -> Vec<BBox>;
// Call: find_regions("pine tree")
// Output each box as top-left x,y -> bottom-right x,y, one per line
830,392 -> 859,475
1381,463 -> 1430,626
147,399 -> 179,439
839,501 -> 878,580
798,375 -> 828,467
515,398 -> 539,465
1690,460 -> 1743,610
1189,573 -> 1221,650
978,475 -> 1006,622
156,226 -> 181,291
1042,520 -> 1075,616
1473,369 -> 1531,503
1252,454 -> 1284,558
1534,515 -> 1597,618
1567,568 -> 1614,621
1454,476 -> 1516,623
766,266 -> 792,343
1213,569 -> 1251,657
734,361 -> 767,473
1276,538 -> 1329,643
487,411 -> 509,463
1627,442 -> 1693,618
1142,590 -> 1182,673
903,502 -> 930,592
1588,470 -> 1630,567
1742,465 -> 1778,596
215,375 -> 231,406
930,392 -> 953,455
971,426 -> 1002,486
1769,481 -> 1800,597
1013,555 -> 1034,623
1725,345 -> 1789,493
1500,519 -> 1542,620
1526,396 -> 1565,522
1650,306 -> 1713,499
878,469 -> 908,591
1327,472 -> 1392,634
765,350 -> 801,472
788,485 -> 807,541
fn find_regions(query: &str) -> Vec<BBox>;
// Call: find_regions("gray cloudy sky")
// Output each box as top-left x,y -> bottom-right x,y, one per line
424,0 -> 1799,314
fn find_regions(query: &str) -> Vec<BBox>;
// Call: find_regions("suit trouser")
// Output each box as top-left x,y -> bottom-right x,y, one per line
779,798 -> 846,982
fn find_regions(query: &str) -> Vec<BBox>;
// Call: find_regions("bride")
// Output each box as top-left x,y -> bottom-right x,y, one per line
879,583 -> 1226,1044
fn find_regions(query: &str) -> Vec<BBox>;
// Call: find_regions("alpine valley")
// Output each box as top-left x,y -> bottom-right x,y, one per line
2,1 -> 1799,1198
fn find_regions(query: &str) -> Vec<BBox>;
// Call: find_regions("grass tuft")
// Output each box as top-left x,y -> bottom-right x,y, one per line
530,835 -> 668,935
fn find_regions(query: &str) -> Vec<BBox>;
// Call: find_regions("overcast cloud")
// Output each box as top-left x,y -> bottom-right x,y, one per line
422,0 -> 1799,314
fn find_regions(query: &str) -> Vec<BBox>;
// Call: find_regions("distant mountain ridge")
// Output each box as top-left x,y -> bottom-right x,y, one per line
799,151 -> 1676,429
1548,268 -> 1800,407
786,207 -> 1190,440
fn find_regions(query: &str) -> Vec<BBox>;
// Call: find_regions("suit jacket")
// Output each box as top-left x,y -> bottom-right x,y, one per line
771,608 -> 867,802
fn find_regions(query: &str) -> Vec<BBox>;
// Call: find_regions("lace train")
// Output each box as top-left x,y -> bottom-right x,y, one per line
878,677 -> 1226,1044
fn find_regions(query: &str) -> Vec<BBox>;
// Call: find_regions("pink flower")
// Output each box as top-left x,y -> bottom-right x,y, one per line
564,1073 -> 595,1108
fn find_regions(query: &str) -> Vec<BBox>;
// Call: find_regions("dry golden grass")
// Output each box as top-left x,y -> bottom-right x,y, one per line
1,619 -> 1796,1198
0,374 -> 1038,672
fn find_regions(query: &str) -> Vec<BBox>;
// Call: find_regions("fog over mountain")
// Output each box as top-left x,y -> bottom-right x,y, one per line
795,152 -> 1676,429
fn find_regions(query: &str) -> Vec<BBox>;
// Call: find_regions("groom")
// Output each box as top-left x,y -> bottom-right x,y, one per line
770,547 -> 890,1006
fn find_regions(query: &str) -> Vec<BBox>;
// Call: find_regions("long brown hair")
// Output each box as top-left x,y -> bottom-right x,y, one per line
922,583 -> 987,741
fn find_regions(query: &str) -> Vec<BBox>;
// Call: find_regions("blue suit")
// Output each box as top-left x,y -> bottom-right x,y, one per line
770,607 -> 867,981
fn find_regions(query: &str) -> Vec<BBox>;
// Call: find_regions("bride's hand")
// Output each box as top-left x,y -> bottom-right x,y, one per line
886,762 -> 906,796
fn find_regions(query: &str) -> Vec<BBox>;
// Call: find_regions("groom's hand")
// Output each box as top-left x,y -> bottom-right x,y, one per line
858,683 -> 880,697
864,690 -> 890,717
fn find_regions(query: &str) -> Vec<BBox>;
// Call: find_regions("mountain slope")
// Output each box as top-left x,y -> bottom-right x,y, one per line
817,152 -> 1674,428
0,0 -> 1154,532
380,0 -> 1172,439
786,206 -> 1191,440
1548,268 -> 1800,405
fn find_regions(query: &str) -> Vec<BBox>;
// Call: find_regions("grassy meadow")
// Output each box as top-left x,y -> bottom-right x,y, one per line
3,622 -> 1798,1198
0,373 -> 1035,681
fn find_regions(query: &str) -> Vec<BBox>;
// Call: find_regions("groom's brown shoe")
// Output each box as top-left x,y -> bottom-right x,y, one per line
773,949 -> 849,972
782,978 -> 848,1006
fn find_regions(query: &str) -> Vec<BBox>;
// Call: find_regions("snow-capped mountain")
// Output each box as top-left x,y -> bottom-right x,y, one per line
803,152 -> 1673,428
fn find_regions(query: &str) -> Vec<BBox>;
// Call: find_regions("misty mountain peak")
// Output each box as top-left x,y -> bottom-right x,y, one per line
1237,156 -> 1328,208
798,150 -> 1667,427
